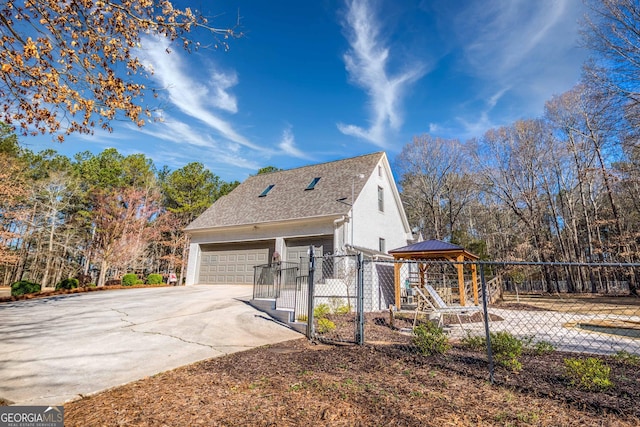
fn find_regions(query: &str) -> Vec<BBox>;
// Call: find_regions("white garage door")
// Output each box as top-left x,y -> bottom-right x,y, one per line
198,248 -> 269,284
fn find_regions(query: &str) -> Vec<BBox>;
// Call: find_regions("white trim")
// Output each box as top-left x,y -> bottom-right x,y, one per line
185,242 -> 201,286
186,213 -> 346,235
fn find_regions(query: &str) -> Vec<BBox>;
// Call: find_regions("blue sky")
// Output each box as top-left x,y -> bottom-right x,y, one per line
23,0 -> 589,182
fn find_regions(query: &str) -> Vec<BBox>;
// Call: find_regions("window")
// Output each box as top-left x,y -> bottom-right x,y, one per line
305,177 -> 321,190
259,184 -> 275,197
379,238 -> 386,253
377,186 -> 384,212
378,165 -> 382,177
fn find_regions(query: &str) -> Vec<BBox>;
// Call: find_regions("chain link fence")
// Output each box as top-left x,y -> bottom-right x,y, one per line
307,254 -> 362,344
305,252 -> 640,379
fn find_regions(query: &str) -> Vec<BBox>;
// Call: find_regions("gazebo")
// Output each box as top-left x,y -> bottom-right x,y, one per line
388,239 -> 480,309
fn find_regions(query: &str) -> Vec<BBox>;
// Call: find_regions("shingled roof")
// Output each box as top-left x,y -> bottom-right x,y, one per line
185,152 -> 386,231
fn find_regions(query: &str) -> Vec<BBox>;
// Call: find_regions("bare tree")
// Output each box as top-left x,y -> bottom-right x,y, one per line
582,0 -> 640,110
91,187 -> 160,286
0,153 -> 28,274
396,135 -> 478,241
31,172 -> 78,287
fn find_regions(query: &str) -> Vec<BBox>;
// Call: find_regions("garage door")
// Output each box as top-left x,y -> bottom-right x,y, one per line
198,248 -> 269,284
286,238 -> 333,276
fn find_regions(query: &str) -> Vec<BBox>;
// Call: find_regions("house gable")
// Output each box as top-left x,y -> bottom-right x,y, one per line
378,153 -> 411,234
350,153 -> 412,253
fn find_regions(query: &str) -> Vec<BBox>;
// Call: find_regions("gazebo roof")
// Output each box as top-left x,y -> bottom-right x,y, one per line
389,239 -> 479,260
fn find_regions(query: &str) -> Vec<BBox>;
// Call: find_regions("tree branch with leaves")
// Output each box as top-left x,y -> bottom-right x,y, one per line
0,0 -> 240,140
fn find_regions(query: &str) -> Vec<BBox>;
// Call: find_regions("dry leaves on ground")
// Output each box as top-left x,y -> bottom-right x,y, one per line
65,338 -> 640,426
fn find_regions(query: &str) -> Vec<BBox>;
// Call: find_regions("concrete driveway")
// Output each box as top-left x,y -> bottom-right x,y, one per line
0,285 -> 300,406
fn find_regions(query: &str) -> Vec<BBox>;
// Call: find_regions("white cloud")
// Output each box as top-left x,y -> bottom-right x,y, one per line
456,0 -> 586,111
133,119 -> 216,148
422,0 -> 587,140
278,126 -> 308,159
148,145 -> 261,177
454,88 -> 506,138
459,0 -> 573,77
137,37 -> 263,151
132,115 -> 261,171
210,71 -> 239,113
456,112 -> 495,141
428,123 -> 442,134
337,0 -> 426,146
488,87 -> 510,109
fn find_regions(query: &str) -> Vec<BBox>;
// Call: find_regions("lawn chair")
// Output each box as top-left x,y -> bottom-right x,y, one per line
412,285 -> 483,330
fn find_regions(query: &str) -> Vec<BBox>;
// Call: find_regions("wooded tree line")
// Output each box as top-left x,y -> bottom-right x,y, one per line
396,84 -> 639,263
395,1 -> 640,294
0,132 -> 239,287
396,84 -> 640,293
2,1 -> 640,294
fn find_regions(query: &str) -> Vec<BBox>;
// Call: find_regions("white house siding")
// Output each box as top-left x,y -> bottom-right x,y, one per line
366,261 -> 396,311
352,159 -> 411,253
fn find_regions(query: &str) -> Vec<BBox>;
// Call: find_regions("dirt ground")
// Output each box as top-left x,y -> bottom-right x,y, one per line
4,291 -> 636,425
63,334 -> 640,427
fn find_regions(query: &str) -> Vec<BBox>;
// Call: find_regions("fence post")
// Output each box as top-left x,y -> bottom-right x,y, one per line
356,252 -> 364,345
306,246 -> 315,340
480,262 -> 495,384
253,266 -> 257,300
275,264 -> 281,298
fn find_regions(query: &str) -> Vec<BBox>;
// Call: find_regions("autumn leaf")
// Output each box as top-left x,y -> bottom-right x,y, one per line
0,1 -> 241,140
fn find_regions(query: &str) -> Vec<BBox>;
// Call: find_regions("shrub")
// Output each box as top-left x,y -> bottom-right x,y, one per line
313,303 -> 331,319
75,273 -> 92,287
412,322 -> 450,356
317,317 -> 336,334
146,274 -> 163,285
121,273 -> 138,286
55,278 -> 79,291
490,331 -> 524,372
463,333 -> 552,370
564,357 -> 612,390
613,350 -> 640,366
11,280 -> 41,296
461,334 -> 486,351
329,297 -> 351,315
333,303 -> 351,315
531,340 -> 555,355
